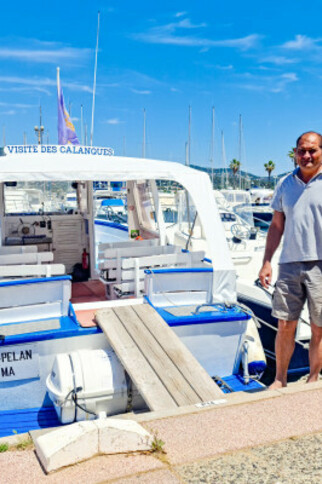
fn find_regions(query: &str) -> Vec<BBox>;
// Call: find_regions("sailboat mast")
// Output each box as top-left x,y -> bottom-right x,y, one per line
221,130 -> 228,188
81,104 -> 84,145
239,114 -> 242,189
90,11 -> 100,147
142,108 -> 146,158
187,105 -> 191,166
211,106 -> 215,187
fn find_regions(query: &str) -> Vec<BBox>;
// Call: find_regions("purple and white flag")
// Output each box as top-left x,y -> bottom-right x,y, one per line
57,68 -> 80,145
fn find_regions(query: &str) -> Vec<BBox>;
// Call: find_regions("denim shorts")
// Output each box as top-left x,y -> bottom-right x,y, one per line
272,261 -> 322,326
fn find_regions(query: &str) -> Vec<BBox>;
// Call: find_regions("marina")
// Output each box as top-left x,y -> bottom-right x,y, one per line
1,1 -> 322,481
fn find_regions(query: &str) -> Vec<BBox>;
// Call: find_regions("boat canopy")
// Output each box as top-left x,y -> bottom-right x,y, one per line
0,146 -> 236,302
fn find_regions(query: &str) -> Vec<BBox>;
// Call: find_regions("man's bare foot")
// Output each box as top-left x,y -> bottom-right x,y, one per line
269,380 -> 286,390
306,375 -> 319,383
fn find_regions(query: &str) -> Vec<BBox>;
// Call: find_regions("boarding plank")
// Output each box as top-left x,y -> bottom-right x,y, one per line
133,304 -> 223,400
113,305 -> 201,406
95,307 -> 177,411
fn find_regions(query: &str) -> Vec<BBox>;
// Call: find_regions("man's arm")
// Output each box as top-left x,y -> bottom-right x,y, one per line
259,210 -> 285,288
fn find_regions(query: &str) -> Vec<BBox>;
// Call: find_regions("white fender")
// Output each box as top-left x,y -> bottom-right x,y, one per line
245,317 -> 266,375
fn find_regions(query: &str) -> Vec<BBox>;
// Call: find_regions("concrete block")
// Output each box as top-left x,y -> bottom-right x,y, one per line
96,418 -> 153,454
34,421 -> 98,473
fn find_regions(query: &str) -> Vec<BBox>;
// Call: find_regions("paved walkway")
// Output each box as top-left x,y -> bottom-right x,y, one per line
1,382 -> 322,484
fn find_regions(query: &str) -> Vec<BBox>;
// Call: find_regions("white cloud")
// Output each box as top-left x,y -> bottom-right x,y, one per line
0,101 -> 35,108
261,55 -> 297,65
175,12 -> 187,18
0,109 -> 16,115
0,46 -> 91,63
236,72 -> 298,93
133,19 -> 261,51
104,118 -> 122,125
131,88 -> 151,95
281,35 -> 321,50
216,64 -> 234,70
0,75 -> 91,94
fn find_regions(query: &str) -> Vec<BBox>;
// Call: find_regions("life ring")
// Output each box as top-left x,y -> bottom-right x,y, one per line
135,235 -> 144,241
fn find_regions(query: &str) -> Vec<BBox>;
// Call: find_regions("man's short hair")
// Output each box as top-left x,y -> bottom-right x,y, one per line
296,131 -> 322,148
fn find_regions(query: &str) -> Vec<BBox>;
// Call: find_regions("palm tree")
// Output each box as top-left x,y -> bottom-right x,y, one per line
288,148 -> 297,168
264,160 -> 275,186
229,159 -> 241,189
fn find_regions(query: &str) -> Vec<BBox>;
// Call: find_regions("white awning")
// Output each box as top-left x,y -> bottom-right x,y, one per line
0,146 -> 236,302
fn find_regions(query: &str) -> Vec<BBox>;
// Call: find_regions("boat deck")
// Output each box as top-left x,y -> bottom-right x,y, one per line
71,280 -> 107,304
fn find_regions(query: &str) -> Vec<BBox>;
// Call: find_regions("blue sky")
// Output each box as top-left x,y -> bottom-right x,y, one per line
1,1 -> 322,175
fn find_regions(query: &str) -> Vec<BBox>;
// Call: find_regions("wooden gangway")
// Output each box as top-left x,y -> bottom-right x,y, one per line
95,304 -> 223,412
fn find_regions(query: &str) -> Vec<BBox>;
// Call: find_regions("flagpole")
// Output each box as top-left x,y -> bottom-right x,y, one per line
90,11 -> 100,147
56,67 -> 60,96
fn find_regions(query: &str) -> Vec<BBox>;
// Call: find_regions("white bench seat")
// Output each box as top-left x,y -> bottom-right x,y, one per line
0,263 -> 66,280
104,250 -> 206,299
0,276 -> 71,324
97,239 -> 158,257
0,245 -> 38,255
0,252 -> 54,265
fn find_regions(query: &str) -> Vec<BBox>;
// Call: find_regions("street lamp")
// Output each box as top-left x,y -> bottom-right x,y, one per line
34,105 -> 44,145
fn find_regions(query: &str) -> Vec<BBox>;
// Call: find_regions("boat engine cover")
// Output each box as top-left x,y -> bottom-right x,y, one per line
46,349 -> 128,424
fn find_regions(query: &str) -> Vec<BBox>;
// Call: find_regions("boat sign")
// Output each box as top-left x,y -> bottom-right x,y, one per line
0,343 -> 39,382
4,145 -> 114,156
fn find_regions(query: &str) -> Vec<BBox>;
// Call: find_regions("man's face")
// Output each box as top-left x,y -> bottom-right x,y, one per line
295,133 -> 322,179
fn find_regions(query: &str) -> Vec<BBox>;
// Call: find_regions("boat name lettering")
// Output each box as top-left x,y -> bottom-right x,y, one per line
0,349 -> 32,363
0,344 -> 39,382
4,145 -> 114,156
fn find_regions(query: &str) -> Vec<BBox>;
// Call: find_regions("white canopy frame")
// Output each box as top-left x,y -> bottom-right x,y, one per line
0,147 -> 236,302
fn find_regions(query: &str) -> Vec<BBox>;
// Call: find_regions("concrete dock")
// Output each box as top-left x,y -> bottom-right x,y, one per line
1,381 -> 322,483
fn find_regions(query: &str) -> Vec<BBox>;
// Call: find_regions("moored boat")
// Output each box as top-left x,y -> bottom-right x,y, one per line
0,145 -> 266,438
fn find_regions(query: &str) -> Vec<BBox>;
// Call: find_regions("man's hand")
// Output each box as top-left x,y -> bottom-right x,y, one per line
259,261 -> 272,289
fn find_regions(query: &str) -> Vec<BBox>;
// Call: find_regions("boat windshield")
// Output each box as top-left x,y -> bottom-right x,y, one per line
4,182 -> 80,215
219,190 -> 255,228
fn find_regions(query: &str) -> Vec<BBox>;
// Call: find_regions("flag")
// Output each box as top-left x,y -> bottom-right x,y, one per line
57,67 -> 80,145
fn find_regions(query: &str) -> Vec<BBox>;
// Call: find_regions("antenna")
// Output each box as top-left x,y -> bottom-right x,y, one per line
90,10 -> 100,147
23,132 -> 27,145
142,108 -> 146,158
2,125 -> 5,146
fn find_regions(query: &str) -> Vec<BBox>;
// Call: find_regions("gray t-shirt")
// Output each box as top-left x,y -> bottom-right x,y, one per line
271,168 -> 322,263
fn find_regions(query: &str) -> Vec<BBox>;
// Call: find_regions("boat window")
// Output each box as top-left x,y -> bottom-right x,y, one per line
133,181 -> 157,232
3,182 -> 81,215
220,213 -> 237,222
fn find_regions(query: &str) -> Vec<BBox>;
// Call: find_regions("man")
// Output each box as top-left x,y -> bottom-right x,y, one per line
259,131 -> 322,389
